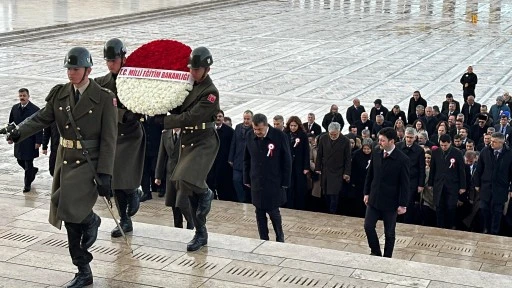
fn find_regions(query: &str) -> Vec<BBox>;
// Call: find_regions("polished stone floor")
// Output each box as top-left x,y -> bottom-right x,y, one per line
1,0 -> 512,286
1,176 -> 512,287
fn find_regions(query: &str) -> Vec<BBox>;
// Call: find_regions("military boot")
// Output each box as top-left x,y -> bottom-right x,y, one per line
111,191 -> 133,238
81,212 -> 101,249
66,264 -> 93,288
186,190 -> 213,251
126,188 -> 141,217
111,217 -> 133,238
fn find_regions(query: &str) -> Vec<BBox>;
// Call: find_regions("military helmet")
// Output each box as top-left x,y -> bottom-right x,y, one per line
104,38 -> 127,60
188,46 -> 213,69
64,47 -> 93,68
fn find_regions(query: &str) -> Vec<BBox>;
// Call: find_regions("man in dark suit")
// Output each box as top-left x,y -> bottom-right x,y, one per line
42,122 -> 59,176
396,128 -> 425,224
346,98 -> 365,126
303,112 -> 322,136
369,99 -> 389,122
470,114 -> 489,143
428,134 -> 466,229
460,66 -> 477,102
407,91 -> 427,124
385,105 -> 407,125
355,112 -> 374,137
244,113 -> 291,242
494,111 -> 512,146
155,128 -> 193,229
461,96 -> 481,125
474,133 -> 512,235
207,110 -> 236,201
424,106 -> 439,136
441,93 -> 460,116
8,88 -> 42,192
141,116 -> 163,200
364,127 -> 409,258
229,110 -> 253,203
315,122 -> 352,214
322,104 -> 345,131
433,106 -> 447,122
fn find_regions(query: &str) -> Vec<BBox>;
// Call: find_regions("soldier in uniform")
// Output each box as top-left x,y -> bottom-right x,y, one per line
157,47 -> 219,251
6,47 -> 117,287
94,38 -> 144,238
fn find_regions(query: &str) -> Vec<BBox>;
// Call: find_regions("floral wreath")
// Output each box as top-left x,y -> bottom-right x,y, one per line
116,39 -> 193,116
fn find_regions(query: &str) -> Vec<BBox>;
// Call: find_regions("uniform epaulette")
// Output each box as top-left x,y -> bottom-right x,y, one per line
100,87 -> 114,95
45,84 -> 64,102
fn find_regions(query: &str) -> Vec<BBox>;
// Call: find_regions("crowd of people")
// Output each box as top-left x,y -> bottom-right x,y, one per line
6,53 -> 512,275
201,66 -> 512,238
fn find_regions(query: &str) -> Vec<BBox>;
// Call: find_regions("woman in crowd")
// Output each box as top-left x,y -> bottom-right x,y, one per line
413,119 -> 427,137
308,135 -> 322,212
284,116 -> 309,210
346,138 -> 373,218
421,150 -> 436,226
394,119 -> 405,131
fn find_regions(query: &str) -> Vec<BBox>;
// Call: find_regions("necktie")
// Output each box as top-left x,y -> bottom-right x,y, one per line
74,89 -> 80,104
494,150 -> 499,159
502,127 -> 506,134
309,124 -> 312,131
384,151 -> 389,158
173,133 -> 178,144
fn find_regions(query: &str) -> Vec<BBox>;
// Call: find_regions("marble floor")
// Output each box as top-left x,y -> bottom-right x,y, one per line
0,176 -> 512,287
1,0 -> 512,286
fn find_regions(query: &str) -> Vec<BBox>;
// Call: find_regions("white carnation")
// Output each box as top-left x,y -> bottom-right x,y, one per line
117,77 -> 192,116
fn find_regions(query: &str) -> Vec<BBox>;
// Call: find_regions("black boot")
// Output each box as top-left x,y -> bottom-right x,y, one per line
81,212 -> 101,250
186,190 -> 213,251
111,191 -> 133,238
126,188 -> 141,217
66,264 -> 93,288
111,218 -> 133,238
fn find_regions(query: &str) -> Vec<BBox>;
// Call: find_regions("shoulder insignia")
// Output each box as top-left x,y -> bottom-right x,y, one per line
45,84 -> 64,102
207,94 -> 217,103
100,87 -> 113,94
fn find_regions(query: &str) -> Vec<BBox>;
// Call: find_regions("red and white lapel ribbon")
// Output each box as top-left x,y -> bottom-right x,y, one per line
267,143 -> 275,157
294,138 -> 300,148
449,158 -> 455,168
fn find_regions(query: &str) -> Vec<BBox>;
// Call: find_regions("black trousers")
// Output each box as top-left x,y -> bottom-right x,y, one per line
17,159 -> 34,187
64,212 -> 96,267
255,207 -> 284,242
364,205 -> 397,258
141,155 -> 158,194
436,187 -> 457,229
480,200 -> 505,235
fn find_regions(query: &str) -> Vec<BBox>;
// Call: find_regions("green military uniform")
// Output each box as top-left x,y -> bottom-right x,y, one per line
16,81 -> 118,228
95,38 -> 144,239
95,72 -> 145,189
165,74 -> 220,197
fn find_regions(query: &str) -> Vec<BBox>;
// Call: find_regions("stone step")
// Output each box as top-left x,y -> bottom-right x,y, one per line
0,0 -> 259,46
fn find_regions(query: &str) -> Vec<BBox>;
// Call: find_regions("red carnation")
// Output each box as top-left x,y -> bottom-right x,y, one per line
125,39 -> 191,71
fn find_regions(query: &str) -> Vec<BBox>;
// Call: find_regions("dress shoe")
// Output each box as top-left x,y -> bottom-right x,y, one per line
81,213 -> 101,250
140,193 -> 152,202
111,218 -> 133,238
158,190 -> 165,197
66,265 -> 93,288
30,167 -> 39,183
126,189 -> 141,217
23,186 -> 31,193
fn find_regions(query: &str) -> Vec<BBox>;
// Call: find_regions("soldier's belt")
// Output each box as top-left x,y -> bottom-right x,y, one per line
59,137 -> 99,149
183,122 -> 215,130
